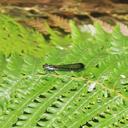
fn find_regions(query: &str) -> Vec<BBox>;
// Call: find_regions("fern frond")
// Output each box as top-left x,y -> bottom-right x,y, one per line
48,14 -> 70,32
0,14 -> 48,57
0,14 -> 128,128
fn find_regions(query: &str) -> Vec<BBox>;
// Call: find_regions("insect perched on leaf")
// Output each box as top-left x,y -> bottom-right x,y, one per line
43,63 -> 85,71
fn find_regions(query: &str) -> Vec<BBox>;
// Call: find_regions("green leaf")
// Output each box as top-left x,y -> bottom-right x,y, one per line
0,14 -> 48,57
0,15 -> 128,128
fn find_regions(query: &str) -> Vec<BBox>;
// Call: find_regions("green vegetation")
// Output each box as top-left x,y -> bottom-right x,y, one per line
0,14 -> 128,128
